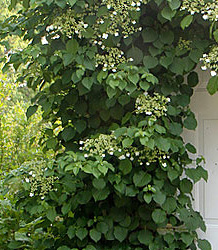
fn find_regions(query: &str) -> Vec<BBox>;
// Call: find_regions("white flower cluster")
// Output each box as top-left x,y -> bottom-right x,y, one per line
200,48 -> 218,76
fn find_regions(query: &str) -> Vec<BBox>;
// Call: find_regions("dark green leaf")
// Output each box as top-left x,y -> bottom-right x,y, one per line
181,15 -> 193,30
152,209 -> 166,224
90,229 -> 101,242
114,226 -> 128,242
133,171 -> 151,187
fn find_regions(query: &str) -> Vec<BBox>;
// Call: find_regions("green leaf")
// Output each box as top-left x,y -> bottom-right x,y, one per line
61,126 -> 76,142
154,124 -> 166,134
138,230 -> 153,245
187,72 -> 199,87
90,229 -> 101,242
161,6 -> 176,21
185,143 -> 196,154
143,193 -> 152,203
127,47 -> 143,65
181,15 -> 193,30
8,241 -> 23,249
169,122 -> 183,136
57,246 -> 71,250
61,202 -> 71,215
160,56 -> 173,68
198,239 -> 211,250
153,191 -> 166,205
169,0 -> 181,10
183,113 -> 197,130
155,137 -> 171,152
15,232 -> 30,242
152,209 -> 166,224
92,178 -> 106,190
162,197 -> 177,213
142,28 -> 158,43
119,159 -> 132,175
97,70 -> 108,83
26,105 -> 38,119
69,0 -> 76,6
143,56 -> 158,69
67,226 -> 76,239
76,228 -> 88,241
46,207 -> 57,222
55,0 -> 66,8
63,53 -> 74,66
82,77 -> 94,90
66,39 -> 79,54
92,187 -> 110,201
96,222 -> 109,234
128,73 -> 140,85
75,119 -> 87,133
160,30 -> 174,45
122,138 -> 134,148
186,166 -> 208,183
181,233 -> 193,246
180,179 -> 193,193
114,226 -> 128,242
207,76 -> 218,95
133,171 -> 151,187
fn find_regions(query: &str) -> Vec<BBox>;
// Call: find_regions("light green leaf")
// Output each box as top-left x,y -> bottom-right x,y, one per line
161,6 -> 176,21
198,239 -> 211,250
90,229 -> 101,242
207,76 -> 218,95
114,226 -> 128,242
76,228 -> 88,241
181,15 -> 193,30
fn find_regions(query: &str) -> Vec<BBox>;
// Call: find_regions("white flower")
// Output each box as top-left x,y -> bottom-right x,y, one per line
102,33 -> 108,39
29,171 -> 33,175
203,14 -> 208,20
84,154 -> 88,158
84,24 -> 88,28
137,2 -> 141,6
109,152 -> 113,155
140,162 -> 143,165
162,162 -> 167,168
146,111 -> 152,115
130,157 -> 134,161
41,196 -> 45,200
113,11 -> 117,15
191,11 -> 195,15
102,154 -> 106,157
32,174 -> 36,177
79,141 -> 84,144
112,69 -> 117,72
118,149 -> 122,152
135,152 -> 140,156
211,71 -> 217,76
119,155 -> 126,160
114,32 -> 119,37
126,153 -> 130,157
146,162 -> 150,166
132,20 -> 136,24
167,97 -> 171,102
201,66 -> 207,71
25,178 -> 30,183
129,58 -> 134,62
131,2 -> 136,6
206,59 -> 210,63
107,4 -> 111,9
29,193 -> 34,197
100,20 -> 104,24
79,147 -> 83,150
41,36 -> 48,45
203,54 -> 207,58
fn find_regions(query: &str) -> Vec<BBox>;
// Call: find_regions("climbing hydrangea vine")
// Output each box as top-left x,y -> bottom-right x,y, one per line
0,0 -> 217,249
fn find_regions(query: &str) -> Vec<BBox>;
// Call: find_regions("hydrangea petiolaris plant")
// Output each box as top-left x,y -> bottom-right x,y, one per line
1,0 -> 218,249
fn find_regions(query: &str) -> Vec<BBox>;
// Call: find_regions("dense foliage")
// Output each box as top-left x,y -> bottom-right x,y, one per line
1,0 -> 218,249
